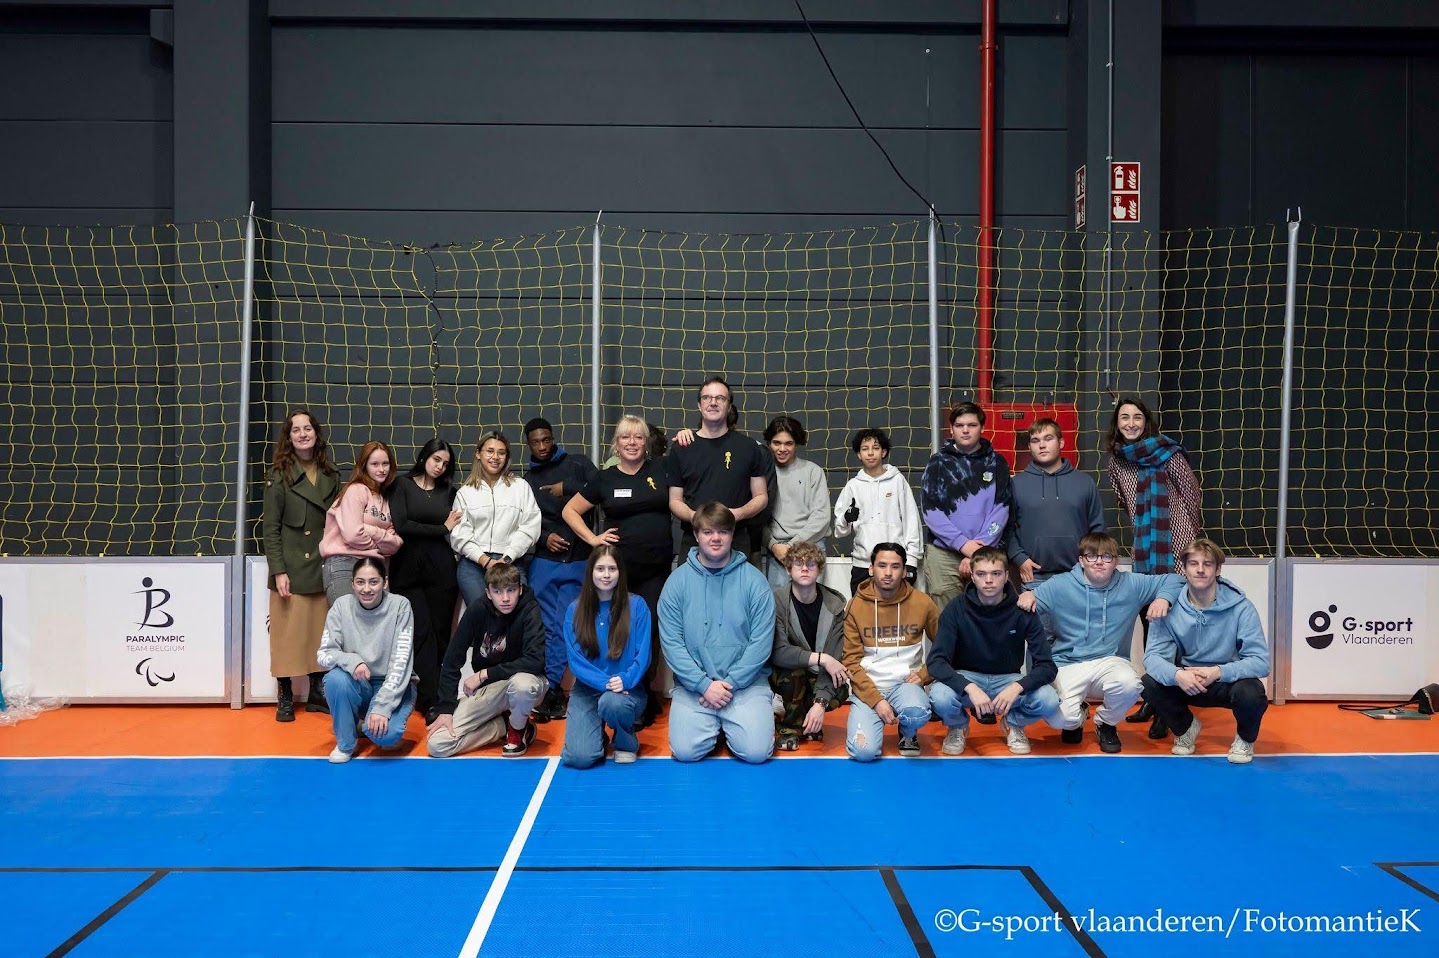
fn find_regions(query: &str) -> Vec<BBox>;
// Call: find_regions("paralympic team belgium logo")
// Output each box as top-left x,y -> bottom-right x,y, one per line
129,576 -> 182,686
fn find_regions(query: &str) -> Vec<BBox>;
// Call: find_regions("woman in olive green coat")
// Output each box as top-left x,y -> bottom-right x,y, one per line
263,408 -> 340,722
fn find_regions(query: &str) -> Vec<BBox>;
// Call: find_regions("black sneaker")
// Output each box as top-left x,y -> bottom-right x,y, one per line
502,721 -> 536,756
532,687 -> 567,724
1096,721 -> 1122,753
776,732 -> 800,752
1060,726 -> 1083,745
898,735 -> 921,757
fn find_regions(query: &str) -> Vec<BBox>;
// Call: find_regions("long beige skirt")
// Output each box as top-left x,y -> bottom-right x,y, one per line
269,590 -> 328,678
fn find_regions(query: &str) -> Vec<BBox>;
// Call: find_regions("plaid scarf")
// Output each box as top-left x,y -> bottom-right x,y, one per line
1116,435 -> 1185,574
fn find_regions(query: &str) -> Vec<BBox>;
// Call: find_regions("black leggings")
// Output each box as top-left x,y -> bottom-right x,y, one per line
397,581 -> 459,716
627,559 -> 671,692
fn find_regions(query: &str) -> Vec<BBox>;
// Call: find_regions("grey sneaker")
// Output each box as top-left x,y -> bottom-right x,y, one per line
1228,735 -> 1254,765
1004,723 -> 1031,755
1171,717 -> 1202,756
941,726 -> 968,756
898,734 -> 921,757
328,747 -> 353,765
613,750 -> 638,764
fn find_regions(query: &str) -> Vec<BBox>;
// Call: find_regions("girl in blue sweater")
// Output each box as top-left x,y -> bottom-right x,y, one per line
561,545 -> 652,767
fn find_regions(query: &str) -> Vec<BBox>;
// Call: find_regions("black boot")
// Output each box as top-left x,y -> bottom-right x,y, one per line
1126,701 -> 1154,724
275,678 -> 295,723
1148,713 -> 1168,739
532,686 -> 567,723
306,671 -> 330,714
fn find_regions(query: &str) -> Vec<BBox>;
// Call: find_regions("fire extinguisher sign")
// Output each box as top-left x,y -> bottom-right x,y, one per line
1110,161 -> 1140,223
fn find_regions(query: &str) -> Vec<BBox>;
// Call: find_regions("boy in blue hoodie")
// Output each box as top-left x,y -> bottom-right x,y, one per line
659,501 -> 776,764
1140,539 -> 1270,764
921,402 -> 1012,609
928,548 -> 1060,755
1017,532 -> 1183,753
1007,419 -> 1106,589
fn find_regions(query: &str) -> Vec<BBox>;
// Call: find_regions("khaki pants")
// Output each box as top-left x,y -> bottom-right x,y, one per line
425,672 -> 547,758
923,543 -> 967,611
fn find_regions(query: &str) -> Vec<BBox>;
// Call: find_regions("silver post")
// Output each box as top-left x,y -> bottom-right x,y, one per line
591,211 -> 603,464
231,202 -> 259,709
1273,212 -> 1301,705
1103,0 -> 1115,390
928,208 -> 941,452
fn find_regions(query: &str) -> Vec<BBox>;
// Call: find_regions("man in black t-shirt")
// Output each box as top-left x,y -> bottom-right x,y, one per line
667,375 -> 771,558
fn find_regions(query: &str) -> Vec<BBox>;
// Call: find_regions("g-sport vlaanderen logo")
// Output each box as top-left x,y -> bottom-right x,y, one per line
1305,602 -> 1415,650
135,657 -> 175,687
1305,604 -> 1338,649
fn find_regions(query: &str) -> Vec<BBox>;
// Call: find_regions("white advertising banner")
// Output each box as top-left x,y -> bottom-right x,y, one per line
1289,561 -> 1434,698
0,559 -> 229,701
246,555 -> 278,702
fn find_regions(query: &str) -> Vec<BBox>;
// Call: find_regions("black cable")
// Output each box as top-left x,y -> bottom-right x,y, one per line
793,0 -> 939,218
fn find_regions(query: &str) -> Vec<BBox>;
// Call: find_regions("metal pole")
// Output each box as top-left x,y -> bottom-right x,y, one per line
590,211 -> 603,464
1273,211 -> 1301,705
928,207 -> 941,452
230,202 -> 259,709
1103,0 -> 1115,391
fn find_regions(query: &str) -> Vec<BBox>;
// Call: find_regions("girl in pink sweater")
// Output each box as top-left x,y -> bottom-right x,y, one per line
321,440 -> 403,605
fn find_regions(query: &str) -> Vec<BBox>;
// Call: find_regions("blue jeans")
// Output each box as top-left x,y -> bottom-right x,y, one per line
668,683 -> 774,764
930,671 -> 1060,731
846,680 -> 931,762
455,553 -> 518,608
561,683 -> 647,768
323,667 -> 416,753
527,556 -> 586,686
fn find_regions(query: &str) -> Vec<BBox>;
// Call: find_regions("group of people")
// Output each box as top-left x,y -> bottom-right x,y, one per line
260,377 -> 1269,767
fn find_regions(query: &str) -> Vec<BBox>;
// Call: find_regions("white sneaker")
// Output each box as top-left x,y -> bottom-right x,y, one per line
941,726 -> 968,756
614,750 -> 637,764
1171,717 -> 1202,756
1005,723 -> 1031,755
328,747 -> 353,764
1228,735 -> 1254,764
772,692 -> 785,716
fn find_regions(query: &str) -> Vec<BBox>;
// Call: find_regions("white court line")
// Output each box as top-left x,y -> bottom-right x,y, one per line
457,755 -> 560,958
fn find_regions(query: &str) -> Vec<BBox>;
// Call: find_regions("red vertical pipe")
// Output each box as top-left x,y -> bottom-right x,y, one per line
977,0 -> 996,407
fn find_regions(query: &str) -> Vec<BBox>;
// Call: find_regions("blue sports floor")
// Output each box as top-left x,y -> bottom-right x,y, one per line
2,754 -> 1437,957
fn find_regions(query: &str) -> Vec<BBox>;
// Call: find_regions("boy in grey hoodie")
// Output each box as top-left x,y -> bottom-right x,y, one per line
1140,539 -> 1270,764
1017,532 -> 1183,753
1007,419 -> 1106,588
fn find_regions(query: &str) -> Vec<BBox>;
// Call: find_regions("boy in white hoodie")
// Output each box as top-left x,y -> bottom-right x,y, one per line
833,428 -> 922,595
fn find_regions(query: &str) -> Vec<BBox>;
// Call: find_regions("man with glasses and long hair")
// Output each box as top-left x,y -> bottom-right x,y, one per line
1016,532 -> 1183,753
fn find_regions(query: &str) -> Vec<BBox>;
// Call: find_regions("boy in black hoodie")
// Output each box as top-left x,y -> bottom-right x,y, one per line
927,548 -> 1060,755
426,562 -> 548,757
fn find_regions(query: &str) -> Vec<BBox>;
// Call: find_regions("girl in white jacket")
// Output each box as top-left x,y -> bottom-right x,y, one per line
833,428 -> 922,595
450,431 -> 541,606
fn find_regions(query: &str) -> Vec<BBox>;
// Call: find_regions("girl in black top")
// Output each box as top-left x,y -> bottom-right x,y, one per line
563,413 -> 674,728
388,438 -> 462,721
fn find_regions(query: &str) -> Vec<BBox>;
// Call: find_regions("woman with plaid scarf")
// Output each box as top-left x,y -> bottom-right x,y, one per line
1105,396 -> 1203,738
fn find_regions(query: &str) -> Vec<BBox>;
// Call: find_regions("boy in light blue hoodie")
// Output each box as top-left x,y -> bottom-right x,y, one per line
659,501 -> 777,764
1139,539 -> 1269,765
1017,532 -> 1183,753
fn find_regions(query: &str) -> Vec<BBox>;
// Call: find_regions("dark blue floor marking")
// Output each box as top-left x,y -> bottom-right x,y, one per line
882,867 -> 937,958
44,870 -> 166,958
1376,862 -> 1439,904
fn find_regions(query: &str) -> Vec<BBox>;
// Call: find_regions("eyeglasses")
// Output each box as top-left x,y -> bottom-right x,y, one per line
699,394 -> 730,405
1080,553 -> 1118,564
790,559 -> 820,569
